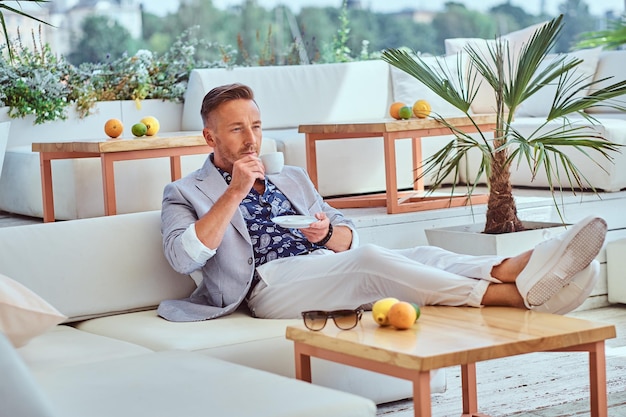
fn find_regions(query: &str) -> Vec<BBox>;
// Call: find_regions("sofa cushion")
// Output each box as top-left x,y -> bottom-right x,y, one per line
0,273 -> 66,348
35,350 -> 376,417
18,325 -> 152,373
0,332 -> 59,417
75,309 -> 445,403
516,47 -> 603,117
389,54 -> 466,118
586,50 -> 626,114
182,60 -> 392,131
445,22 -> 548,114
0,211 -> 197,321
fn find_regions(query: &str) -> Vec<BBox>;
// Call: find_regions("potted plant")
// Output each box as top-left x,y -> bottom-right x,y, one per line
381,15 -> 626,239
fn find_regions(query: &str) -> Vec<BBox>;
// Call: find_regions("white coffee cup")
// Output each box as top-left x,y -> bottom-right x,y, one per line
260,152 -> 284,174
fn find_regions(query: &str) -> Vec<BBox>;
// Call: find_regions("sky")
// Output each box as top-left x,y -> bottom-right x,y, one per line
146,0 -> 625,17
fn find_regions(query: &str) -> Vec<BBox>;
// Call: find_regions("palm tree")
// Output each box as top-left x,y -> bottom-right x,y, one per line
1,0 -> 51,61
381,15 -> 626,234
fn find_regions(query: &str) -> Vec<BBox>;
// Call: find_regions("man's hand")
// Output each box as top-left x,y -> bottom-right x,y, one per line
228,155 -> 265,198
299,212 -> 330,244
300,212 -> 353,253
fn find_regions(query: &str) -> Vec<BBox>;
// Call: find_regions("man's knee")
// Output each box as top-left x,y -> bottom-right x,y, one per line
351,244 -> 390,264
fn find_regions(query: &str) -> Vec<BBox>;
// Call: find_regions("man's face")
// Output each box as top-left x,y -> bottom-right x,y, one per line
203,98 -> 262,172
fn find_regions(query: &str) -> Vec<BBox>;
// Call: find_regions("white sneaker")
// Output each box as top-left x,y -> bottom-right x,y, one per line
516,216 -> 607,308
531,260 -> 600,315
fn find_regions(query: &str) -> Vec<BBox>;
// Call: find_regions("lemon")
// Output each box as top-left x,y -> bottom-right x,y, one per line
412,100 -> 431,118
131,122 -> 147,137
104,119 -> 123,139
140,116 -> 160,136
372,297 -> 399,326
398,106 -> 412,120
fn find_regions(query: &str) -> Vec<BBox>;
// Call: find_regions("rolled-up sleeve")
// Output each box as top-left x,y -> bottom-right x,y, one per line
181,223 -> 216,264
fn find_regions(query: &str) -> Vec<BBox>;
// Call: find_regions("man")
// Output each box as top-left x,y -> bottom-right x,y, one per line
158,83 -> 606,322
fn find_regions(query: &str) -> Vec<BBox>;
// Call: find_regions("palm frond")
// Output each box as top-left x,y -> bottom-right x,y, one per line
549,79 -> 626,118
575,19 -> 626,50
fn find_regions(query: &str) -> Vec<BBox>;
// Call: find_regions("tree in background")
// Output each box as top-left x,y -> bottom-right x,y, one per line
59,0 -> 607,66
67,15 -> 139,65
490,3 -> 539,35
556,0 -> 596,51
431,3 -> 497,49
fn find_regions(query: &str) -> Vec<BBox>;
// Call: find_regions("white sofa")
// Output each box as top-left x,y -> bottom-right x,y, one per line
0,210 -> 448,415
0,50 -> 625,220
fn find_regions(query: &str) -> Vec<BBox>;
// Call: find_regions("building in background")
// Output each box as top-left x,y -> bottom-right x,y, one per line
4,0 -> 142,56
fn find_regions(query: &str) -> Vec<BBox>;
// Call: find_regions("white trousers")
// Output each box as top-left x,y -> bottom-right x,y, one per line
248,244 -> 505,319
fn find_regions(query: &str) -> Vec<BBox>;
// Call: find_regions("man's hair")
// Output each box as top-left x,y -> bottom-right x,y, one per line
200,83 -> 256,128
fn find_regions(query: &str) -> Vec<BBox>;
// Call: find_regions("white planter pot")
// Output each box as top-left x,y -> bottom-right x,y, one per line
425,221 -> 568,257
0,121 -> 9,180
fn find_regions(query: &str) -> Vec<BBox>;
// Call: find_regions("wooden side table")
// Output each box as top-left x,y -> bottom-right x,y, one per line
286,306 -> 616,417
33,133 -> 211,222
299,115 -> 497,214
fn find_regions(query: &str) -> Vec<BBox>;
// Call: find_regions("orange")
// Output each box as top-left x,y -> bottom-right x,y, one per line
104,118 -> 123,138
412,100 -> 431,118
387,301 -> 418,330
389,102 -> 406,120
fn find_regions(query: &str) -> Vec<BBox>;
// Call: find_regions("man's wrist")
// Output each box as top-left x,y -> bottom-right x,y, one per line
313,223 -> 333,246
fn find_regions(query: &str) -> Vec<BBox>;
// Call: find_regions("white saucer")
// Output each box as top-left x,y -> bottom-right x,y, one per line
271,215 -> 317,228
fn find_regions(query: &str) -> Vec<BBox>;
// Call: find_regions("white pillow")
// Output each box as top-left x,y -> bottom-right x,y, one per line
516,47 -> 603,117
586,50 -> 626,114
390,54 -> 466,117
0,273 -> 66,347
445,22 -> 549,114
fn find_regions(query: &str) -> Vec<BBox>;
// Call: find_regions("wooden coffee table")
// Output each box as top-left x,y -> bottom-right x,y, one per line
33,133 -> 211,222
286,306 -> 616,417
299,115 -> 496,214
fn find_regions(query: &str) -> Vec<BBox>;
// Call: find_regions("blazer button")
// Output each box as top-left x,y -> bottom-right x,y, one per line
248,257 -> 253,265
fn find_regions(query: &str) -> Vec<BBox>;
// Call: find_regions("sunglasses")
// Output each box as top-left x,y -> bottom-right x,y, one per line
301,308 -> 363,331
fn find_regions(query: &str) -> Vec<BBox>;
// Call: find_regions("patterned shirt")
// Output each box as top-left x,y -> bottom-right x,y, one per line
215,162 -> 323,268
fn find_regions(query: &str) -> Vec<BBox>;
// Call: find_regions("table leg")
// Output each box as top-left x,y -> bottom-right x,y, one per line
293,343 -> 312,383
589,341 -> 608,417
305,133 -> 319,190
383,132 -> 400,213
411,136 -> 423,192
460,363 -> 490,417
412,371 -> 432,417
39,153 -> 55,223
170,155 -> 182,181
101,154 -> 117,216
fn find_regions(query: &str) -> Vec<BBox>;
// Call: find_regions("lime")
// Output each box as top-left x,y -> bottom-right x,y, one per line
131,122 -> 147,137
398,106 -> 412,120
410,302 -> 421,321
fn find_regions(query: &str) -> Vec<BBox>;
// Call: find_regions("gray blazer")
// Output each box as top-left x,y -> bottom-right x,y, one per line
158,156 -> 356,322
